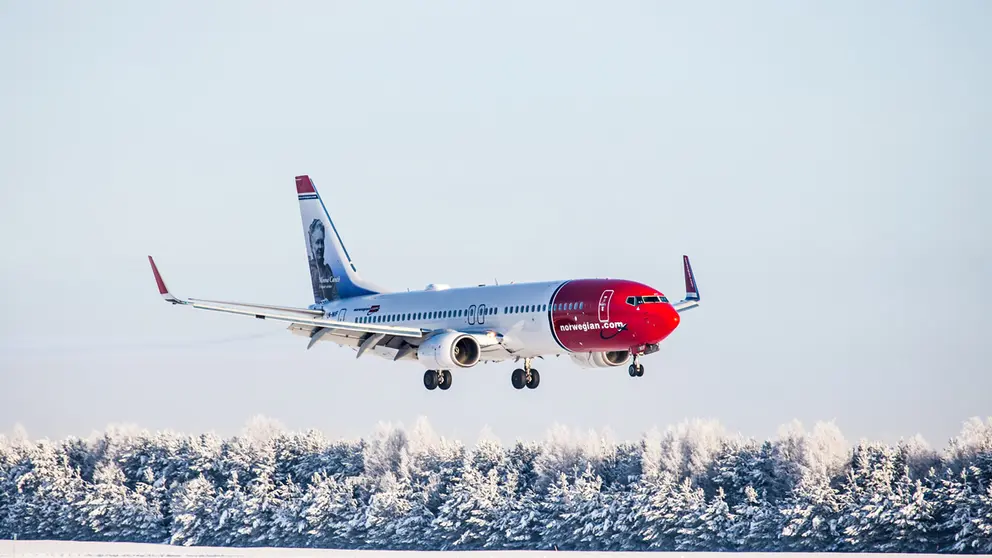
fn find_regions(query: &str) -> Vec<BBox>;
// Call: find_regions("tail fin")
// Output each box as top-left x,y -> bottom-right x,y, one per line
296,175 -> 382,303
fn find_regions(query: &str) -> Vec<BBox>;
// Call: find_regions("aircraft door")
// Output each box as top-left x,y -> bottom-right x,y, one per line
478,304 -> 486,324
468,305 -> 477,325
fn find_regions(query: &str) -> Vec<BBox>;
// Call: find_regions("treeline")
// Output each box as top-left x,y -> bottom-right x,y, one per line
1,417 -> 990,552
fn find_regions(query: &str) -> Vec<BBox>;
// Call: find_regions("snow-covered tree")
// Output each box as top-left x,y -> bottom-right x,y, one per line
971,481 -> 992,553
538,465 -> 610,550
675,486 -> 734,551
2,416 -> 991,553
79,463 -> 167,542
363,471 -> 433,549
780,470 -> 841,551
621,471 -> 679,550
301,471 -> 362,548
263,477 -> 307,547
3,441 -> 89,540
169,475 -> 217,546
486,479 -> 541,550
728,485 -> 783,550
936,466 -> 987,552
432,463 -> 503,548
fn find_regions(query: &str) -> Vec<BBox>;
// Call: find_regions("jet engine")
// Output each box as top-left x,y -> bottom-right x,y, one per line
417,332 -> 481,369
569,350 -> 631,369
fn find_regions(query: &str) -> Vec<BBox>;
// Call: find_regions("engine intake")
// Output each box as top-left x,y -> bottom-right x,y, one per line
417,332 -> 481,369
569,350 -> 631,369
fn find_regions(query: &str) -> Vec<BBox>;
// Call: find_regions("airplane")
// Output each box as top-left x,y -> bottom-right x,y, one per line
148,175 -> 701,391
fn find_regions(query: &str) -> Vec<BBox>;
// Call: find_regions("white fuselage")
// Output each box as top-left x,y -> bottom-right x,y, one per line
320,281 -> 566,359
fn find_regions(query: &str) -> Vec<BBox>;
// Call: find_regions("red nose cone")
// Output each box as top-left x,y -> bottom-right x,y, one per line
643,304 -> 681,344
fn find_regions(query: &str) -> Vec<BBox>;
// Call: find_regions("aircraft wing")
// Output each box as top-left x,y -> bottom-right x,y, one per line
148,256 -> 424,340
672,255 -> 701,313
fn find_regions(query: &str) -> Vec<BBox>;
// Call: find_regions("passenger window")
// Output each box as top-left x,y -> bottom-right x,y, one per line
579,302 -> 584,310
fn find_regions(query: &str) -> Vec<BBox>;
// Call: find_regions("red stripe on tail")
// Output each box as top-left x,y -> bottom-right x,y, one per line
295,175 -> 316,194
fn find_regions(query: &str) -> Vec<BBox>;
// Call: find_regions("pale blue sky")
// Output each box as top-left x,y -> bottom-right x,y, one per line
1,1 -> 989,447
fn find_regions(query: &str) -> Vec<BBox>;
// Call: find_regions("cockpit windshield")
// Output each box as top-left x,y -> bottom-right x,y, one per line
626,294 -> 670,306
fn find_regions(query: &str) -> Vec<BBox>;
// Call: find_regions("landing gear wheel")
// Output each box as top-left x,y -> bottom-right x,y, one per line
511,368 -> 527,389
424,370 -> 438,390
438,370 -> 453,390
636,364 -> 644,377
628,364 -> 638,377
526,369 -> 541,389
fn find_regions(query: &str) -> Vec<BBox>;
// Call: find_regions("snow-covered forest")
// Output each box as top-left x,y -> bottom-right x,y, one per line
1,417 -> 990,553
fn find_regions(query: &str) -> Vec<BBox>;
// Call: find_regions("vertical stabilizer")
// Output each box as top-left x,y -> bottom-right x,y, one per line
296,175 -> 382,303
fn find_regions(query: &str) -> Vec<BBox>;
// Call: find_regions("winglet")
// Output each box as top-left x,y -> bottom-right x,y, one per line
683,255 -> 700,301
148,256 -> 185,304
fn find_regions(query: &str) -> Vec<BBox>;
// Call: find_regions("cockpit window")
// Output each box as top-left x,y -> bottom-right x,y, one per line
627,294 -> 670,305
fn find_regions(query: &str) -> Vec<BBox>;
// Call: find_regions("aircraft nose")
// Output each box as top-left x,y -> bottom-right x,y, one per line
643,303 -> 680,343
666,303 -> 681,329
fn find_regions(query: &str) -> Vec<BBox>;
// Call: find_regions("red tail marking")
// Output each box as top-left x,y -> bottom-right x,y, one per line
295,175 -> 316,194
148,256 -> 169,295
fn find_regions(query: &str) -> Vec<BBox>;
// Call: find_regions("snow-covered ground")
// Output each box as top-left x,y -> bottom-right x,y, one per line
0,541 -> 977,558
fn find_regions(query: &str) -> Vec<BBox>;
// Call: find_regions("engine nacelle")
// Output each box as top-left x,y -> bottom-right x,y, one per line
417,332 -> 481,369
569,350 -> 631,369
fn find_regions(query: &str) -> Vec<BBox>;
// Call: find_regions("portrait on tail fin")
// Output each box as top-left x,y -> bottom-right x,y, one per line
307,218 -> 340,302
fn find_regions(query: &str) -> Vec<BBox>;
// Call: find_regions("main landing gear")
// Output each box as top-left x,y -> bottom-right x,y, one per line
511,358 -> 540,390
628,355 -> 645,377
424,369 -> 452,390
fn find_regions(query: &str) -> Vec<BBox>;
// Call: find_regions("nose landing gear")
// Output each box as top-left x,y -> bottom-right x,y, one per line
628,355 -> 645,377
511,358 -> 540,390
